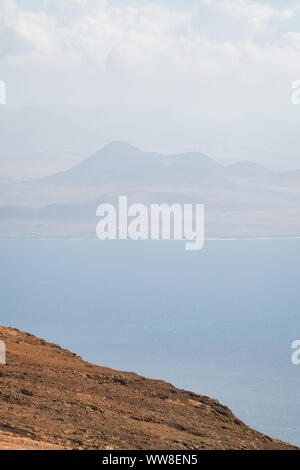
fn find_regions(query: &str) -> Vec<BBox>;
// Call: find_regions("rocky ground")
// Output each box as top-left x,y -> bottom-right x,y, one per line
0,326 -> 297,450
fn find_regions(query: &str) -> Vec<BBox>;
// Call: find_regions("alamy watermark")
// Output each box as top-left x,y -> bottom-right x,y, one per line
291,80 -> 300,105
96,196 -> 205,251
291,340 -> 300,365
0,340 -> 6,365
0,80 -> 6,105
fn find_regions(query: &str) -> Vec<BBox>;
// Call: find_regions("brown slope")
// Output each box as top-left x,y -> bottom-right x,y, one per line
0,327 -> 296,450
0,430 -> 65,450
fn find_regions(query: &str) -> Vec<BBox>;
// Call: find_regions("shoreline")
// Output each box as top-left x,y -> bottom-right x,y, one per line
0,236 -> 300,241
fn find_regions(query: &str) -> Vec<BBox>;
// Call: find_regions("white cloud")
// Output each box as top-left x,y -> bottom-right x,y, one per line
1,0 -> 300,121
281,32 -> 300,50
202,0 -> 294,30
0,0 -> 297,74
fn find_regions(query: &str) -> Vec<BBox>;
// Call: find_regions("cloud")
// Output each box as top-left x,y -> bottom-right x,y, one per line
202,0 -> 294,30
1,0 -> 300,121
281,31 -> 300,50
0,0 -> 297,70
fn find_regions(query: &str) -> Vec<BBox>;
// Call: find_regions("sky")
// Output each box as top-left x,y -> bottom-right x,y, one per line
0,0 -> 300,172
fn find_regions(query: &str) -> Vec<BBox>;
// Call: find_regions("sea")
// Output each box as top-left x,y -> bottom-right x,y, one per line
1,238 -> 299,446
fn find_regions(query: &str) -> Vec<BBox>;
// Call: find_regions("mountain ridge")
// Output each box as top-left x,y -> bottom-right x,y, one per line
0,326 -> 297,450
42,141 -> 299,188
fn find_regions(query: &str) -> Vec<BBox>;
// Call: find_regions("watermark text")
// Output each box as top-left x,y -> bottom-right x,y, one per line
291,340 -> 300,365
96,196 -> 205,251
0,80 -> 6,105
0,340 -> 6,365
291,80 -> 300,105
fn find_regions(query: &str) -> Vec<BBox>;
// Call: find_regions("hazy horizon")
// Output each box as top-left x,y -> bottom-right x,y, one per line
1,0 -> 300,177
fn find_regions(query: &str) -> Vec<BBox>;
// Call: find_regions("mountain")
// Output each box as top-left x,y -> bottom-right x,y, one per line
43,141 -> 227,188
43,141 -> 300,189
224,161 -> 274,179
0,326 -> 296,450
1,142 -> 300,239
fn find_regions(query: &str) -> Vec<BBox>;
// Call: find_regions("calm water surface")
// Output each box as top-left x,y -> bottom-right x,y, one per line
1,238 -> 299,445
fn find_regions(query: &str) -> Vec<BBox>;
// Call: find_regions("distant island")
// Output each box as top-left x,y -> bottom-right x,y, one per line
0,141 -> 300,240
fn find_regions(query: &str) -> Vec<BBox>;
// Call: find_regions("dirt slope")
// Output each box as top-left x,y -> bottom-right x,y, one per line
0,327 -> 296,450
0,429 -> 65,450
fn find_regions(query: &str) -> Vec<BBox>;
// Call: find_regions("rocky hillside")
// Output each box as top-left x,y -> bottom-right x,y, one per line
0,327 -> 296,450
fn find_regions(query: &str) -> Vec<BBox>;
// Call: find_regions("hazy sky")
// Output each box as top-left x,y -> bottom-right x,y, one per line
1,0 -> 300,171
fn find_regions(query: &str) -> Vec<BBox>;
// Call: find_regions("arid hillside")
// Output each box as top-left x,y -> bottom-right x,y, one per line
0,327 -> 297,450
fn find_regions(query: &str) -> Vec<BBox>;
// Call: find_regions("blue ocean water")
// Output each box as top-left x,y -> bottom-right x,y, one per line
1,238 -> 300,446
